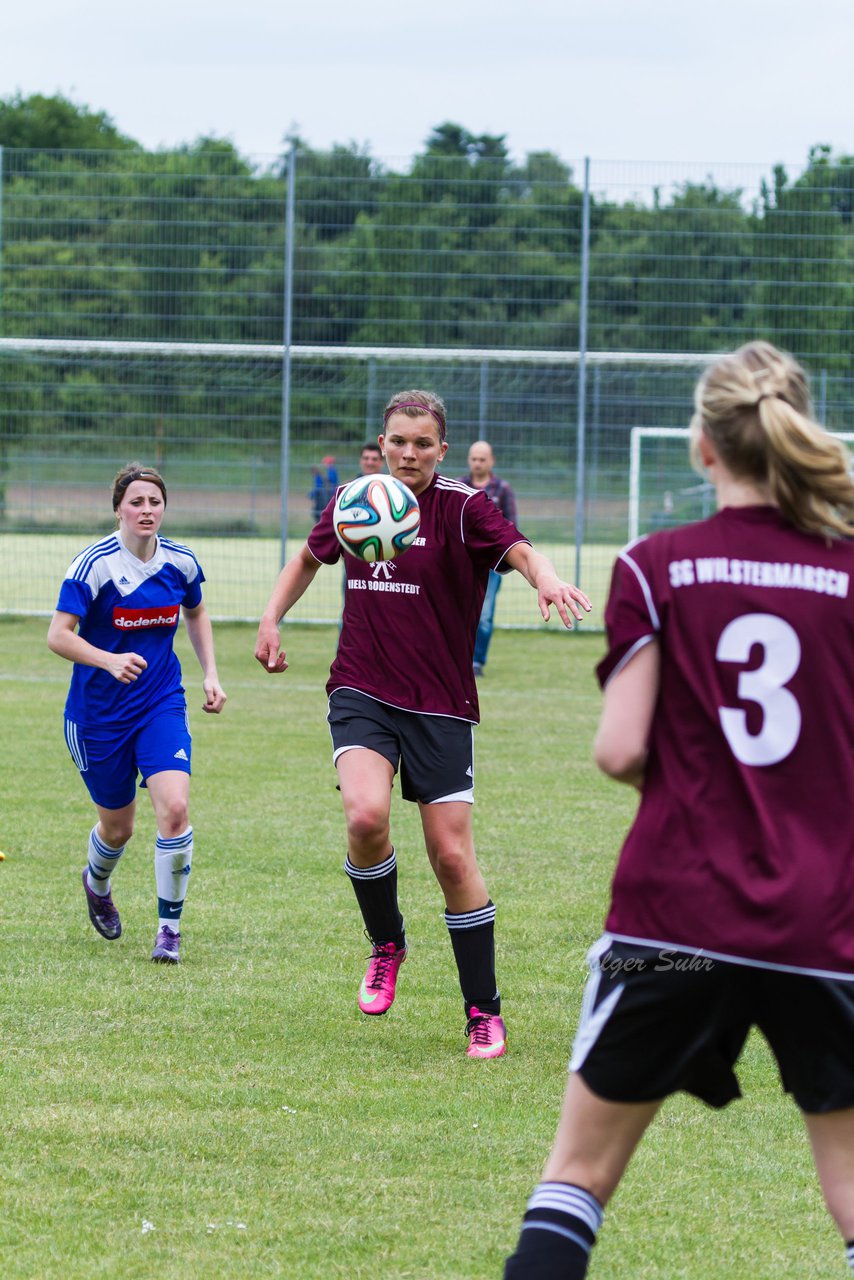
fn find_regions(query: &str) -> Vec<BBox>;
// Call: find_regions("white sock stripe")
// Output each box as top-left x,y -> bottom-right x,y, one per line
528,1183 -> 604,1233
519,1222 -> 593,1255
345,851 -> 396,880
444,904 -> 496,930
156,828 -> 193,852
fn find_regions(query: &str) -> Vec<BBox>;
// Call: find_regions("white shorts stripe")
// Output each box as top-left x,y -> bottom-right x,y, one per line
64,718 -> 87,772
569,936 -> 626,1073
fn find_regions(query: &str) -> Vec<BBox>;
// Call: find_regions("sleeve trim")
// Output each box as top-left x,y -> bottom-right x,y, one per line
618,548 -> 660,631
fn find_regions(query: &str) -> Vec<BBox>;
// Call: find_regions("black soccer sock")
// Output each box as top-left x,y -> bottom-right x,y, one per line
504,1182 -> 604,1280
445,900 -> 499,1016
846,1238 -> 854,1275
345,848 -> 405,947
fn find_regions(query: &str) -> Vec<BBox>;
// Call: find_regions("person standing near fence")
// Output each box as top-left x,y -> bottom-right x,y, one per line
339,442 -> 387,618
310,455 -> 339,522
459,441 -> 518,676
358,441 -> 384,475
47,463 -> 227,964
255,390 -> 591,1058
504,341 -> 854,1278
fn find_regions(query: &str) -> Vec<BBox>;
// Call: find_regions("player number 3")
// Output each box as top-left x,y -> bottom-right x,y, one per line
716,613 -> 802,767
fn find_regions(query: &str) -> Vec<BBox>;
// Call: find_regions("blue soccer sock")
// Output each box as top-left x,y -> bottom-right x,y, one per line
504,1182 -> 604,1279
86,825 -> 126,896
155,827 -> 193,929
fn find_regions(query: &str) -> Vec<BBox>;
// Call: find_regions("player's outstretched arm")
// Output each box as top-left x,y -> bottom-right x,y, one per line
254,545 -> 322,674
47,610 -> 147,684
594,639 -> 660,788
182,602 -> 227,714
503,544 -> 592,628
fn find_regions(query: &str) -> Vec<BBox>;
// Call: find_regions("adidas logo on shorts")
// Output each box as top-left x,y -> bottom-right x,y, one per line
173,748 -> 189,761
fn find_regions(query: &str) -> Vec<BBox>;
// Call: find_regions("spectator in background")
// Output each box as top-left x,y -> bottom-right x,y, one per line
459,441 -> 518,676
359,441 -> 384,475
310,454 -> 339,522
338,442 -> 387,620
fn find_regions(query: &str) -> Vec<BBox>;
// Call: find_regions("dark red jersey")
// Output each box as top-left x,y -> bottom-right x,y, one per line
597,505 -> 854,977
308,474 -> 529,721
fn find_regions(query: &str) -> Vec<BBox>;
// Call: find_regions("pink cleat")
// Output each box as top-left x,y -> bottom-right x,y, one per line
466,1007 -> 507,1059
358,940 -> 407,1015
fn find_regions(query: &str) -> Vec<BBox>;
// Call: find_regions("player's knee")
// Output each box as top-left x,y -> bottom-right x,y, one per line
431,845 -> 474,890
101,819 -> 134,847
345,804 -> 389,847
156,801 -> 189,838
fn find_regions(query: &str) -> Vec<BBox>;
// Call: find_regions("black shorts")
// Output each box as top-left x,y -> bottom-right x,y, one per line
571,937 -> 854,1114
327,688 -> 475,804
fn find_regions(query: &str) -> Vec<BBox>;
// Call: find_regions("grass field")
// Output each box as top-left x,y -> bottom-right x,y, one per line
0,618 -> 843,1279
0,533 -> 620,627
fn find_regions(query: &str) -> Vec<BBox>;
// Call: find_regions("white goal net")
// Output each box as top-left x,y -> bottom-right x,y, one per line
629,426 -> 854,543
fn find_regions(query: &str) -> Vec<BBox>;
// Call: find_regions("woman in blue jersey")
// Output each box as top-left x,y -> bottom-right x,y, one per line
504,343 -> 854,1278
47,463 -> 227,964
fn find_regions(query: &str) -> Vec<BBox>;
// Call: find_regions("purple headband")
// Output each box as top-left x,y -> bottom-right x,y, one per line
382,402 -> 446,442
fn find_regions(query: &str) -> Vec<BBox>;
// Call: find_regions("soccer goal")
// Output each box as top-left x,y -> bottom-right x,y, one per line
629,426 -> 854,542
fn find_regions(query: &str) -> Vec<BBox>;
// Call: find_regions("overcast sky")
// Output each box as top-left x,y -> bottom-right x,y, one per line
3,0 -> 852,187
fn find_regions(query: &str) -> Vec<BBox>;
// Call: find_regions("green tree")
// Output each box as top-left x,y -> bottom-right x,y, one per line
750,147 -> 854,379
0,92 -> 139,152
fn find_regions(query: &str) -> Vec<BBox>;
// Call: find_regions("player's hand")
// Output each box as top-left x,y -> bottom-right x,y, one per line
254,620 -> 288,673
202,679 -> 227,714
106,651 -> 148,683
538,576 -> 592,629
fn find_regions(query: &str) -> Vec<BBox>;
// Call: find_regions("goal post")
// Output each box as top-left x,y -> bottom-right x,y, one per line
629,426 -> 854,543
0,337 -> 714,624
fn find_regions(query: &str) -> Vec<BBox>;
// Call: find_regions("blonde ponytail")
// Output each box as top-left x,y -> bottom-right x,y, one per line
693,341 -> 854,539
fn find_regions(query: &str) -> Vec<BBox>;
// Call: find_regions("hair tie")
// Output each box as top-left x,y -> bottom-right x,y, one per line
383,402 -> 446,442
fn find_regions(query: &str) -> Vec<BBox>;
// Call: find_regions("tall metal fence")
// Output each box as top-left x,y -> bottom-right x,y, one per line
1,145 -> 853,622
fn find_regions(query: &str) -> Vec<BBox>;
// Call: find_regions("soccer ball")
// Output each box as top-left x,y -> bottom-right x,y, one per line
333,473 -> 421,562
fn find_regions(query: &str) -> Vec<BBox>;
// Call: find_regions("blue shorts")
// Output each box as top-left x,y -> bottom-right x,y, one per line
64,695 -> 192,810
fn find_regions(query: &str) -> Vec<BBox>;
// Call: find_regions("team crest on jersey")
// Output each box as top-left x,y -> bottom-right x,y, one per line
112,604 -> 180,630
371,561 -> 397,580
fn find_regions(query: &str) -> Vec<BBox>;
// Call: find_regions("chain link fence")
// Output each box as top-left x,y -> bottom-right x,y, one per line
1,146 -> 853,621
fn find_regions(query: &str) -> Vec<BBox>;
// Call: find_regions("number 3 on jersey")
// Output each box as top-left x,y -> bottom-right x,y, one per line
716,613 -> 802,766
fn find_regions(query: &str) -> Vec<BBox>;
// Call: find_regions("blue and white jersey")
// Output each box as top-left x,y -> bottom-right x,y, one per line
56,532 -> 205,727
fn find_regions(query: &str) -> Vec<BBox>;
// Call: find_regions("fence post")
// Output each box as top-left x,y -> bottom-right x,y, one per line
0,146 -> 4,330
478,360 -> 489,434
819,367 -> 828,425
366,357 -> 377,435
280,143 -> 297,568
574,156 -> 591,589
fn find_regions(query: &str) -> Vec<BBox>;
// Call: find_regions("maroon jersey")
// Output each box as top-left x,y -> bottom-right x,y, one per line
308,474 -> 529,721
598,505 -> 854,977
